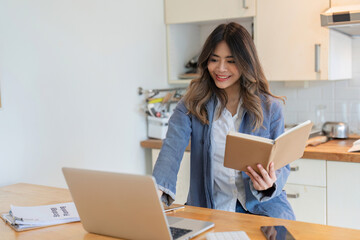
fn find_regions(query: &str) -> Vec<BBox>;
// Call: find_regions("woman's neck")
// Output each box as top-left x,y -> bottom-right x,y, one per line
224,84 -> 241,116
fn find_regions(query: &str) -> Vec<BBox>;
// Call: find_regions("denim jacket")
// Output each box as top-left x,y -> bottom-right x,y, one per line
153,94 -> 295,220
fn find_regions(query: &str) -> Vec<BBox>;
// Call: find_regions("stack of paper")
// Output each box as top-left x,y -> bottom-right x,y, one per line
1,202 -> 80,231
348,139 -> 360,152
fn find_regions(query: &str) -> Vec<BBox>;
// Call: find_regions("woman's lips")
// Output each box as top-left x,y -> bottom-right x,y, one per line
216,74 -> 231,82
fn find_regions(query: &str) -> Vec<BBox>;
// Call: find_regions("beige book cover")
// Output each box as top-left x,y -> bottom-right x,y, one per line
223,120 -> 313,173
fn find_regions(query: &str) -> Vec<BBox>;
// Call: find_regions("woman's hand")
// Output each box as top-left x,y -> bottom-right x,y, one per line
245,162 -> 277,191
157,189 -> 163,198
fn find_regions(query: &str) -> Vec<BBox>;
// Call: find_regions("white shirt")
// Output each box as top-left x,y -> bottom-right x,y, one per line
211,100 -> 248,212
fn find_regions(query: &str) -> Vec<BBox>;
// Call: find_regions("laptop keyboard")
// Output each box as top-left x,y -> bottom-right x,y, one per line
170,226 -> 192,239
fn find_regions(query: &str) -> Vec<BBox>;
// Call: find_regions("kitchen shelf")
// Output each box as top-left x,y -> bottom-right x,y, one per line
166,18 -> 253,85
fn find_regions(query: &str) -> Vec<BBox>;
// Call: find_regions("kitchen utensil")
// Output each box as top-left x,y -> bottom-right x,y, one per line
322,121 -> 349,139
306,135 -> 328,146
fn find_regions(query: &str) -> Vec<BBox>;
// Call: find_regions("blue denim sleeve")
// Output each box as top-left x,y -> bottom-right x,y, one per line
152,100 -> 192,205
249,98 -> 290,202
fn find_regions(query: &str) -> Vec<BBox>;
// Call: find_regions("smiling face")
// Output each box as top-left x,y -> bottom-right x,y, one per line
207,41 -> 241,95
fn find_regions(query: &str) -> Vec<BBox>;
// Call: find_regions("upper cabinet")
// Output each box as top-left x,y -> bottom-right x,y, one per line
164,0 -> 255,24
164,0 -> 255,84
255,0 -> 352,81
331,0 -> 360,7
164,0 -> 352,84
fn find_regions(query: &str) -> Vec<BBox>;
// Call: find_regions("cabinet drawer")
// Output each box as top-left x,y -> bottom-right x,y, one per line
284,184 -> 327,225
287,159 -> 326,187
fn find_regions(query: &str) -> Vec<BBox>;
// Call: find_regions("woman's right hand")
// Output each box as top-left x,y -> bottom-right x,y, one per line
245,162 -> 277,191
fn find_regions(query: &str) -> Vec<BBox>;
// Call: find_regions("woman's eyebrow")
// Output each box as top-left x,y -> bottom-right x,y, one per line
210,53 -> 234,58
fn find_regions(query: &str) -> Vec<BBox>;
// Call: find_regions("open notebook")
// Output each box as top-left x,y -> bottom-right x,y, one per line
224,120 -> 313,173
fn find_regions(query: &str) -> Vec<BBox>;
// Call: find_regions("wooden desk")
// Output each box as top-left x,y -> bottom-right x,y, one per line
1,183 -> 360,240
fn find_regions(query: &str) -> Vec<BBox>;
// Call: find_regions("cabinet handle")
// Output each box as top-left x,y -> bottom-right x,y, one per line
243,0 -> 248,9
290,166 -> 299,171
287,193 -> 300,199
315,44 -> 321,73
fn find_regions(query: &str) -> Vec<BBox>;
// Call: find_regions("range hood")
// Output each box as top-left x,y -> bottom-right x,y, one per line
321,4 -> 360,37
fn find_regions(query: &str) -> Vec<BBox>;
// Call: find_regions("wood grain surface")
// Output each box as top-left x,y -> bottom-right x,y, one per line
2,184 -> 360,240
141,137 -> 360,163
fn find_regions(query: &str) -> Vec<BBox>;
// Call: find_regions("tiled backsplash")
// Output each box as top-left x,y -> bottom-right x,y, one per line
270,38 -> 360,134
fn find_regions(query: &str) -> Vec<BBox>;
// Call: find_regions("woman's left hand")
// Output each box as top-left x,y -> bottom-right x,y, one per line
245,162 -> 277,191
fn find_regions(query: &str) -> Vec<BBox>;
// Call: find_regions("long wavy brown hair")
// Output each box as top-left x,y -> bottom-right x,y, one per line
183,22 -> 285,131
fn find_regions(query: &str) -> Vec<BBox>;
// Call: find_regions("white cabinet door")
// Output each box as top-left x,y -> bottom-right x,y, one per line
152,149 -> 190,204
284,184 -> 327,224
327,161 -> 360,230
285,159 -> 327,225
288,159 -> 326,187
256,0 -> 352,81
165,0 -> 255,24
256,0 -> 330,81
331,0 -> 360,6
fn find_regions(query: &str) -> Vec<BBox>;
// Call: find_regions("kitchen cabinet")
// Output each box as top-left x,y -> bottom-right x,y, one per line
165,19 -> 253,84
164,0 -> 352,84
255,0 -> 352,81
331,0 -> 360,7
284,159 -> 327,224
285,185 -> 327,224
286,159 -> 360,230
164,0 -> 255,24
327,161 -> 360,230
164,0 -> 255,84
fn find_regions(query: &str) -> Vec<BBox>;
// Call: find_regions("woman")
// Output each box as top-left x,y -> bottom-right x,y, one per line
153,22 -> 295,220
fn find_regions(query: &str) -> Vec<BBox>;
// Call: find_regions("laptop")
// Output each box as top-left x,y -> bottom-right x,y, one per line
62,167 -> 214,240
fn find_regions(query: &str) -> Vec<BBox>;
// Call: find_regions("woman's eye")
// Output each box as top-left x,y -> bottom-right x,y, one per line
209,58 -> 217,62
228,60 -> 235,63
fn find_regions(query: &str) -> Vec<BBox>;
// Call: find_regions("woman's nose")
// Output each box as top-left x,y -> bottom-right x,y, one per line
217,60 -> 227,72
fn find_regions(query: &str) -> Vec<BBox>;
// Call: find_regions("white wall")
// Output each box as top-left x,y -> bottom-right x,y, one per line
0,0 -> 169,187
1,1 -> 359,189
270,38 -> 360,134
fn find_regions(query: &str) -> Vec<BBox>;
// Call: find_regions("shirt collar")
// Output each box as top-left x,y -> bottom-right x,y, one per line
214,97 -> 243,121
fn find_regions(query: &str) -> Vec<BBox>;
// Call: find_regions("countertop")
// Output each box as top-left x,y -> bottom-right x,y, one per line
140,135 -> 360,163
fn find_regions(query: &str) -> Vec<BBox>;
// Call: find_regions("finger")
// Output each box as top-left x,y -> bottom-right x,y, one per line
247,166 -> 266,190
251,165 -> 268,187
257,164 -> 272,184
247,165 -> 261,179
249,165 -> 275,190
268,162 -> 277,181
257,164 -> 277,188
246,172 -> 261,190
246,166 -> 261,184
246,171 -> 257,185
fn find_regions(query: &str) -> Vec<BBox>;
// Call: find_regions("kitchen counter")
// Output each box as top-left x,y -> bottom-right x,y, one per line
140,135 -> 360,163
302,137 -> 360,162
